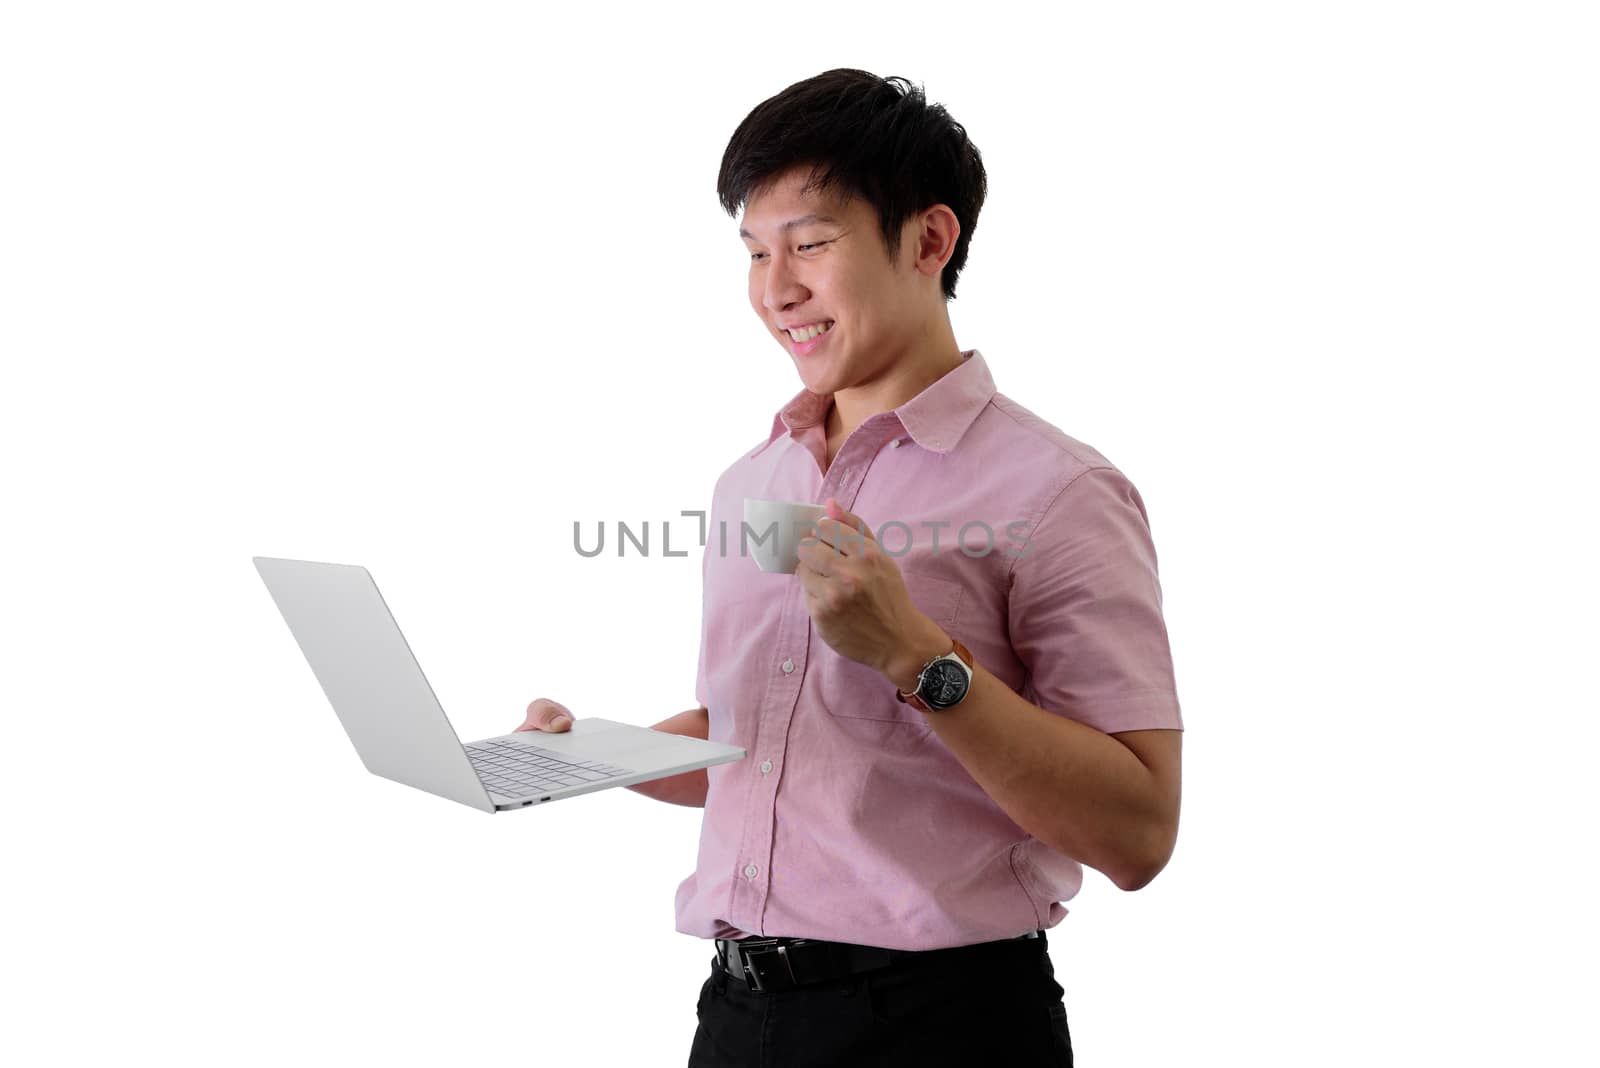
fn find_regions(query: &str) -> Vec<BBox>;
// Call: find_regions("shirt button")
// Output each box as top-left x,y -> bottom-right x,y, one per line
889,438 -> 902,449
760,760 -> 774,774
781,658 -> 795,674
743,863 -> 759,879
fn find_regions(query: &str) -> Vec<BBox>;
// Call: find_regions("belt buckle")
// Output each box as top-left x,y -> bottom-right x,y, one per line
737,938 -> 799,993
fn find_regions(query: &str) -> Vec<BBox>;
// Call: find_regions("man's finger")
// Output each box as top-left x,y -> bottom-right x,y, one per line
796,543 -> 829,581
824,498 -> 875,540
521,698 -> 573,731
813,517 -> 869,556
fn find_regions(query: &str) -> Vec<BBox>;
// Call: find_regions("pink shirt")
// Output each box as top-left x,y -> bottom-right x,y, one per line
675,349 -> 1183,951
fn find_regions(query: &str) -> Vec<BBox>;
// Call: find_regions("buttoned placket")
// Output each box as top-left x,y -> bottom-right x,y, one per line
727,418 -> 906,934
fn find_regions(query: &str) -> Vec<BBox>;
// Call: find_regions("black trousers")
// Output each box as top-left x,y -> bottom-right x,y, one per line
688,931 -> 1073,1067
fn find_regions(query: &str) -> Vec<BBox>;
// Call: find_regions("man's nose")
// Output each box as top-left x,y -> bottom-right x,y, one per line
761,252 -> 807,313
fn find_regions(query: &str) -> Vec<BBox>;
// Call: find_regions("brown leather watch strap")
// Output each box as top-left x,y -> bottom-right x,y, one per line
895,638 -> 973,712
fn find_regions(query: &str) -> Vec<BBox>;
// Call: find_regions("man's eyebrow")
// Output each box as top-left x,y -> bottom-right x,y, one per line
738,213 -> 842,240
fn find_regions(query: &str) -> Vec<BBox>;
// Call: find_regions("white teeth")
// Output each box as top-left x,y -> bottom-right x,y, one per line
787,321 -> 833,342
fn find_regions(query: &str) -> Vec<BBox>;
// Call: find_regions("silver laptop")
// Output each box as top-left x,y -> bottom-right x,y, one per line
252,556 -> 745,813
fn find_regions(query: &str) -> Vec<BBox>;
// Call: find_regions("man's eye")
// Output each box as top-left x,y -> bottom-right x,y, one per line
749,242 -> 828,262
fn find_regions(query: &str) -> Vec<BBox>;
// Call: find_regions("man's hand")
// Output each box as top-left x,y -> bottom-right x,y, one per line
795,497 -> 947,684
515,697 -> 574,733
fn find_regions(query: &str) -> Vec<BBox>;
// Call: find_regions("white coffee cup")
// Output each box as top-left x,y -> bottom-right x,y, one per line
742,497 -> 832,574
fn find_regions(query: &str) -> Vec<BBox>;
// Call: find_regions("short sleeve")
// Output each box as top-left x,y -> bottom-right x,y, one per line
1006,466 -> 1183,734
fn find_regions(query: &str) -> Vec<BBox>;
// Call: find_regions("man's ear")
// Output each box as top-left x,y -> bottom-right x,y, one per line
912,204 -> 959,279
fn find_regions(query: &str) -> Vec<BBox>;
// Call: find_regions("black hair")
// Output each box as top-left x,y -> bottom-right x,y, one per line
717,69 -> 987,301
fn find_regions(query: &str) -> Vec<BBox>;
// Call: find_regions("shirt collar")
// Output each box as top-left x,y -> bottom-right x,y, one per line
754,348 -> 997,457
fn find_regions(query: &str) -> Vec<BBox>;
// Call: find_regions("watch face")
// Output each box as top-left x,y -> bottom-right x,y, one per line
920,659 -> 970,709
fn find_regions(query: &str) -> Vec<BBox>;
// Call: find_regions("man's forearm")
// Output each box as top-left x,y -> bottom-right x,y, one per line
885,619 -> 1177,890
624,706 -> 710,808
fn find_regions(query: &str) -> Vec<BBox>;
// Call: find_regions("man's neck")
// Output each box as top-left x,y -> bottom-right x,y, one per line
826,335 -> 965,448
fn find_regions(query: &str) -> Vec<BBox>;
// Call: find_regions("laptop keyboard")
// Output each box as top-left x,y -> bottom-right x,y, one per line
466,737 -> 633,798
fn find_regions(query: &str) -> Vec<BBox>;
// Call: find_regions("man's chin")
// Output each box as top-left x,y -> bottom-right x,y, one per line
791,357 -> 827,387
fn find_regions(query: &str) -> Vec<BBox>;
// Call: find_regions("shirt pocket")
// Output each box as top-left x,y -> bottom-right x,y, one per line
702,588 -> 785,739
813,570 -> 965,726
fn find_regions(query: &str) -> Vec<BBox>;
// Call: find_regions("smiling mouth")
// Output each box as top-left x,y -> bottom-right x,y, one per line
784,320 -> 835,343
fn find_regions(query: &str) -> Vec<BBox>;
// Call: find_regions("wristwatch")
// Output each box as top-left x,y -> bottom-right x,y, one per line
895,638 -> 975,712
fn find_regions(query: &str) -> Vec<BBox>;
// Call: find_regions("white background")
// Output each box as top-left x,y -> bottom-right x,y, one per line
3,2 -> 1595,1064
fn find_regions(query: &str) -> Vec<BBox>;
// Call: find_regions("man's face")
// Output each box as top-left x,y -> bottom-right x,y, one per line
739,166 -> 921,397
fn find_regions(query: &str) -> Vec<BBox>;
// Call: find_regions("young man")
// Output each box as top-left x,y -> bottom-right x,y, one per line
519,69 -> 1183,1067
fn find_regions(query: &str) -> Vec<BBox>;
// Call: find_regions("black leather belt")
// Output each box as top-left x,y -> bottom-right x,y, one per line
714,930 -> 1044,994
